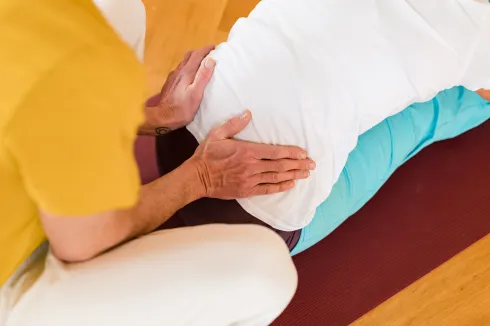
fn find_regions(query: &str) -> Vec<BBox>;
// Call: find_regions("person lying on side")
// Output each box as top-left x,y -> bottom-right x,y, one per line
155,85 -> 490,253
153,0 -> 490,231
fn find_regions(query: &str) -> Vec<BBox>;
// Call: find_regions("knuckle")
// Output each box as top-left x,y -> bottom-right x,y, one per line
300,161 -> 309,170
239,166 -> 249,176
245,165 -> 255,176
261,187 -> 270,195
242,176 -> 252,186
197,68 -> 211,80
222,120 -> 237,135
295,170 -> 304,179
279,183 -> 290,192
297,170 -> 307,179
221,118 -> 234,130
179,70 -> 189,79
289,160 -> 301,170
238,188 -> 249,198
248,179 -> 258,191
243,147 -> 255,158
270,147 -> 279,159
232,144 -> 244,156
271,172 -> 278,182
227,117 -> 238,128
238,173 -> 248,184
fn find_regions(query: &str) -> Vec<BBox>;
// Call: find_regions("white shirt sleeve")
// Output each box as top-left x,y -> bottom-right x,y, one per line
92,0 -> 147,62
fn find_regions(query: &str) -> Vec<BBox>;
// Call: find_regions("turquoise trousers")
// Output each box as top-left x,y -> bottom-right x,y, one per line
293,87 -> 490,255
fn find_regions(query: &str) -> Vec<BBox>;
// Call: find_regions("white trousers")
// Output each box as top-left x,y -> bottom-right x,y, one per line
0,224 -> 297,325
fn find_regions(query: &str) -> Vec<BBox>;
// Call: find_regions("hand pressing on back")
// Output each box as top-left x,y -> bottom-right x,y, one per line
140,44 -> 216,136
190,110 -> 316,199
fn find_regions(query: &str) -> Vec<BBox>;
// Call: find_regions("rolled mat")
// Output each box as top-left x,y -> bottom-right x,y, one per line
273,120 -> 490,326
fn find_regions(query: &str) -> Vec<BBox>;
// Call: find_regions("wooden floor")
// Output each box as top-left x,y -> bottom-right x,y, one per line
142,0 -> 490,324
353,234 -> 490,326
143,0 -> 258,93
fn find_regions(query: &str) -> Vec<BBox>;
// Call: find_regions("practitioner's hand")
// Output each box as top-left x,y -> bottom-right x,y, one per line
140,44 -> 216,136
190,110 -> 316,199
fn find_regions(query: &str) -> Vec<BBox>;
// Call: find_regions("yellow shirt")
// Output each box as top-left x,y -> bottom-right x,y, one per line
0,0 -> 146,285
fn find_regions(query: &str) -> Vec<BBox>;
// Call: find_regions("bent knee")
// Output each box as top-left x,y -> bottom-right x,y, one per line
215,224 -> 298,305
206,224 -> 294,262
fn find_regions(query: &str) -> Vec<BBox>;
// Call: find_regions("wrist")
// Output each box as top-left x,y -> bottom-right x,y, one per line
179,159 -> 207,201
139,104 -> 174,136
138,123 -> 172,136
184,157 -> 210,199
139,104 -> 192,136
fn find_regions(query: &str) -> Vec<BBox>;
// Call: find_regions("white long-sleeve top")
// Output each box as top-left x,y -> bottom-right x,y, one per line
188,0 -> 490,230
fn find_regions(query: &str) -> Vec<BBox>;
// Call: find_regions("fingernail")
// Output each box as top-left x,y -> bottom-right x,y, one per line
302,170 -> 310,178
240,110 -> 250,120
298,152 -> 307,159
204,57 -> 216,69
308,162 -> 316,170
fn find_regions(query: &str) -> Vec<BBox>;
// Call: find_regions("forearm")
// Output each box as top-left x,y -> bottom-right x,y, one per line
138,104 -> 174,136
103,160 -> 204,255
127,160 -> 203,236
42,160 -> 204,262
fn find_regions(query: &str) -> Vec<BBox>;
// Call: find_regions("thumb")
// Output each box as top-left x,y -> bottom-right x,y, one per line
212,110 -> 252,140
189,57 -> 216,96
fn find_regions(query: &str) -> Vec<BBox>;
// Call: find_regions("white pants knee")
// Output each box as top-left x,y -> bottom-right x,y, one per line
1,224 -> 297,326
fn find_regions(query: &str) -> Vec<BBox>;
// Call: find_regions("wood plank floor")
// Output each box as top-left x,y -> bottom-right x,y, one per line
143,0 -> 258,93
353,234 -> 490,326
142,0 -> 490,324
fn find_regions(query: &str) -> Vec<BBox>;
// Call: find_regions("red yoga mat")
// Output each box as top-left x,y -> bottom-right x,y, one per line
274,121 -> 490,326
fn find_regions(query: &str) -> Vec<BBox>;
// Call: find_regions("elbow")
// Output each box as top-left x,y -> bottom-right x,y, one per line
50,242 -> 102,263
40,209 -> 133,263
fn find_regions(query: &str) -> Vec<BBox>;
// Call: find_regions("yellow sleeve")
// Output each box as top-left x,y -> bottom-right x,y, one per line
5,44 -> 146,216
